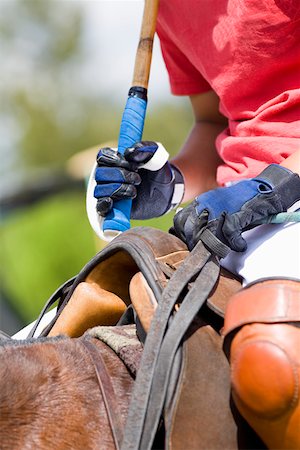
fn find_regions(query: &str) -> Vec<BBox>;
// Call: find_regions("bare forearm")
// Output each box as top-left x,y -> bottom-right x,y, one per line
171,121 -> 225,202
280,149 -> 300,176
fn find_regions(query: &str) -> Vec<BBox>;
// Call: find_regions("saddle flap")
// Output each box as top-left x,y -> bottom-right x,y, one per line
207,268 -> 242,317
129,272 -> 157,333
164,319 -> 239,450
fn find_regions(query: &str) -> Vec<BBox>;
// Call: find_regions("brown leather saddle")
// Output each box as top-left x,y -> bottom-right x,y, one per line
28,227 -> 189,339
28,226 -> 263,449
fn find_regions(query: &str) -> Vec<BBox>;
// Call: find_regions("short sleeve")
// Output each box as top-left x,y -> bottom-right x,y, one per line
157,25 -> 211,96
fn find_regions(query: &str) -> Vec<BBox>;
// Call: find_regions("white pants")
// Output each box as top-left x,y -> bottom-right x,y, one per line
221,222 -> 300,286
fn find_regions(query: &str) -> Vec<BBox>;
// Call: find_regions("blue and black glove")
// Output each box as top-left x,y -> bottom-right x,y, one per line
172,164 -> 300,252
93,141 -> 184,220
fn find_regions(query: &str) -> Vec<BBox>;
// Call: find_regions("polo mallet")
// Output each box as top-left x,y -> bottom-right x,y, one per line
87,0 -> 160,241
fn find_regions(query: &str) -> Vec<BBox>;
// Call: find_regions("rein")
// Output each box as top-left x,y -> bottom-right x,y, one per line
121,230 -> 229,450
121,213 -> 300,449
80,339 -> 124,450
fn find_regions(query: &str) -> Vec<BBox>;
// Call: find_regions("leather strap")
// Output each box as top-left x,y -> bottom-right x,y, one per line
81,339 -> 124,450
223,279 -> 300,358
121,239 -> 221,450
139,256 -> 220,449
27,277 -> 76,338
223,279 -> 300,336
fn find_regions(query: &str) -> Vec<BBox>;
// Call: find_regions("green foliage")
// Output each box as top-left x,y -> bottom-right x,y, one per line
0,192 -> 97,323
0,0 -> 100,169
144,101 -> 192,157
0,0 -> 83,65
131,212 -> 175,234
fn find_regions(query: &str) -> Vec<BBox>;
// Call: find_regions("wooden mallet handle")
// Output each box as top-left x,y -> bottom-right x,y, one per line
132,0 -> 159,88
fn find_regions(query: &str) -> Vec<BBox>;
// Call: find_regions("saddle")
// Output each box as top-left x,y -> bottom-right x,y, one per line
31,227 -> 188,339
29,226 -> 263,449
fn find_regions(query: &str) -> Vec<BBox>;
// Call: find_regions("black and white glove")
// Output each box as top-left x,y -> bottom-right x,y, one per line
172,164 -> 300,252
91,141 -> 184,220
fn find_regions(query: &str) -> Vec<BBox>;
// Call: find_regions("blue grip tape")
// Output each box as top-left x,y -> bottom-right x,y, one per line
103,95 -> 147,233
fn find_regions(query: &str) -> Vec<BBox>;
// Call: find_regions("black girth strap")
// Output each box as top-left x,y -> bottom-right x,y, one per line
121,232 -> 228,450
27,276 -> 76,338
81,339 -> 124,450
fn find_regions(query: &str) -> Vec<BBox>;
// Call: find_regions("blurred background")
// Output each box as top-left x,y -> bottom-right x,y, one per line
0,0 -> 192,334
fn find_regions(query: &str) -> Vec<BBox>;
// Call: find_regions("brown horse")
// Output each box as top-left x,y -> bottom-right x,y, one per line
0,227 -> 266,449
0,334 -> 136,450
0,285 -> 265,449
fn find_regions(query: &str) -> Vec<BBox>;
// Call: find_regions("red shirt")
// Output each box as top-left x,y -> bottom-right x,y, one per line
156,0 -> 300,185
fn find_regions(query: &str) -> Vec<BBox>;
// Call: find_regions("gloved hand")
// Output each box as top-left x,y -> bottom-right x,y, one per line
93,141 -> 184,220
172,164 -> 300,252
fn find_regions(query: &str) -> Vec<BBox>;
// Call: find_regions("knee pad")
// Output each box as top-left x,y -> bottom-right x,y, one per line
223,279 -> 300,449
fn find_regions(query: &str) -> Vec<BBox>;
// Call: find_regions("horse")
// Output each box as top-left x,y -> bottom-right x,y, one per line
0,227 -> 267,449
0,333 -> 136,450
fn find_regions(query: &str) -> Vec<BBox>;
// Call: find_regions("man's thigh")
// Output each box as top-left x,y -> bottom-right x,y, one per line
221,222 -> 300,286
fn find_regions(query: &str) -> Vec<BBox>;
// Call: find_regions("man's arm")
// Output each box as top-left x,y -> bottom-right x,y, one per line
281,149 -> 300,176
171,90 -> 228,202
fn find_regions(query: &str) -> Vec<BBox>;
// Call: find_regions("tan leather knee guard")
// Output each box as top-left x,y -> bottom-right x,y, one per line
223,279 -> 300,449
